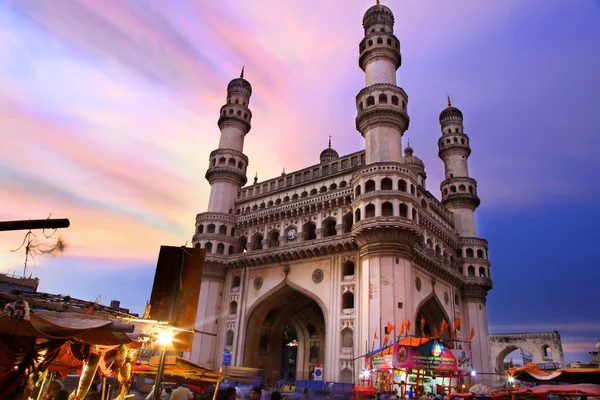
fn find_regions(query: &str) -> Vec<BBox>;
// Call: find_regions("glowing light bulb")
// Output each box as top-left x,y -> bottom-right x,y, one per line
157,329 -> 174,346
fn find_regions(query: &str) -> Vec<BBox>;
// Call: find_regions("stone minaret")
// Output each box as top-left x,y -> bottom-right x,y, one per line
190,70 -> 252,369
355,2 -> 409,164
353,2 -> 422,371
438,98 -> 493,381
206,69 -> 252,214
438,97 -> 479,237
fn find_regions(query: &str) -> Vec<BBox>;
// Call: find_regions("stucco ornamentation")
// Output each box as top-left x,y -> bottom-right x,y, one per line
312,269 -> 324,283
253,277 -> 263,289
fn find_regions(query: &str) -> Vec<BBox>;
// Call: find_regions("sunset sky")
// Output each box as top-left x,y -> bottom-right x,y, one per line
1,0 -> 599,365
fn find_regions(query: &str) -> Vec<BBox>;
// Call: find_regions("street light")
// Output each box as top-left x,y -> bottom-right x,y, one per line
152,328 -> 174,400
157,329 -> 174,346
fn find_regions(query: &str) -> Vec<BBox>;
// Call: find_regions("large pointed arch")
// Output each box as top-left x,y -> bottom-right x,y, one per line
413,292 -> 452,342
242,279 -> 328,384
244,279 -> 328,323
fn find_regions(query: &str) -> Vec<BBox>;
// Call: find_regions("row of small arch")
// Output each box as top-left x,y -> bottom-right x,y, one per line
197,214 -> 355,255
358,93 -> 406,112
220,107 -> 250,121
355,178 -> 416,197
236,181 -> 349,214
458,247 -> 488,260
227,97 -> 247,107
196,223 -> 235,237
460,265 -> 490,279
361,36 -> 399,51
443,184 -> 476,196
440,136 -> 468,146
210,156 -> 246,171
354,202 -> 416,222
235,215 -> 355,252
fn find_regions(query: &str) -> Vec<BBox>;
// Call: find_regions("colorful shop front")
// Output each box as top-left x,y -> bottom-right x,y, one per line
362,338 -> 475,396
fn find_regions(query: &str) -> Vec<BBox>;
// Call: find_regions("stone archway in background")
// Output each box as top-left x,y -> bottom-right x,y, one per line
244,284 -> 326,386
490,332 -> 565,375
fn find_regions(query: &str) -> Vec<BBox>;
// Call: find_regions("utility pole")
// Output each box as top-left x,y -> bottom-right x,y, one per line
0,218 -> 70,232
0,218 -> 70,278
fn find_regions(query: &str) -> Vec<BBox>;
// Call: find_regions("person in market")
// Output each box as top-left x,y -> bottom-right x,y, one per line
250,387 -> 262,400
170,385 -> 194,400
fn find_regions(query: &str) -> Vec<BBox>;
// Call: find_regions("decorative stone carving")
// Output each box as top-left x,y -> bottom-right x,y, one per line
312,269 -> 324,283
253,277 -> 263,289
444,292 -> 449,304
415,277 -> 422,291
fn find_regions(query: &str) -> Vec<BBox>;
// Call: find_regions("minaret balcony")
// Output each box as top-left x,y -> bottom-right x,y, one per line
205,165 -> 248,186
359,34 -> 401,70
462,277 -> 493,299
440,177 -> 479,207
217,106 -> 252,132
192,233 -> 236,244
438,134 -> 471,158
455,257 -> 491,268
356,105 -> 409,134
352,189 -> 416,206
195,212 -> 235,224
351,216 -> 421,254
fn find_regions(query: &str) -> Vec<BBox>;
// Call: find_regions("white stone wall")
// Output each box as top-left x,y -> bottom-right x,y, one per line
190,277 -> 224,369
207,182 -> 241,214
444,154 -> 469,178
448,207 -> 477,238
218,125 -> 246,151
463,299 -> 493,384
365,59 -> 397,86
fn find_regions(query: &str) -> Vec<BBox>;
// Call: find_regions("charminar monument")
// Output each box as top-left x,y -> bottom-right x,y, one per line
189,2 -> 494,385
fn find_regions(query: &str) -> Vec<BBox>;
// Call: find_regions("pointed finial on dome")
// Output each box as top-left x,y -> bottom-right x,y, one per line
376,0 -> 380,4
328,135 -> 331,148
407,139 -> 410,147
240,65 -> 245,78
447,95 -> 451,107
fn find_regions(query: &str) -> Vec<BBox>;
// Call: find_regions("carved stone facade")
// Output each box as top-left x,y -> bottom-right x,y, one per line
189,3 -> 494,385
490,332 -> 566,377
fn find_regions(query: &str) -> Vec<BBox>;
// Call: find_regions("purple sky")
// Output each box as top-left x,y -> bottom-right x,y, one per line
1,0 -> 599,364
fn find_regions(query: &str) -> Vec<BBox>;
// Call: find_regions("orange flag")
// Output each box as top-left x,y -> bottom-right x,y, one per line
454,317 -> 461,331
387,322 -> 395,334
469,327 -> 475,341
374,328 -> 378,340
383,334 -> 389,346
433,327 -> 440,338
450,329 -> 455,340
407,320 -> 412,332
440,319 -> 449,335
400,321 -> 406,335
420,318 -> 426,335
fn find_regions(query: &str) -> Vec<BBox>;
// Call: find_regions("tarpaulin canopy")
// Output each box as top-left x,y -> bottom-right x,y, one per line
133,357 -> 223,386
0,309 -> 135,345
530,383 -> 600,397
506,362 -> 600,384
367,338 -> 432,357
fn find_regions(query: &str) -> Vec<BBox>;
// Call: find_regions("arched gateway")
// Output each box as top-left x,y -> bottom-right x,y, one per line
244,284 -> 326,383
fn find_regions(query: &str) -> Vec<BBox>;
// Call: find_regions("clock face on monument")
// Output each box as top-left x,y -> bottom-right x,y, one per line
287,229 -> 297,241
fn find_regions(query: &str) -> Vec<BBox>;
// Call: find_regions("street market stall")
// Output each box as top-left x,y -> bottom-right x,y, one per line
362,337 -> 475,396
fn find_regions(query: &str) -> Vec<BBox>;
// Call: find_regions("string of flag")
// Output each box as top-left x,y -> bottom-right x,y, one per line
371,316 -> 476,346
